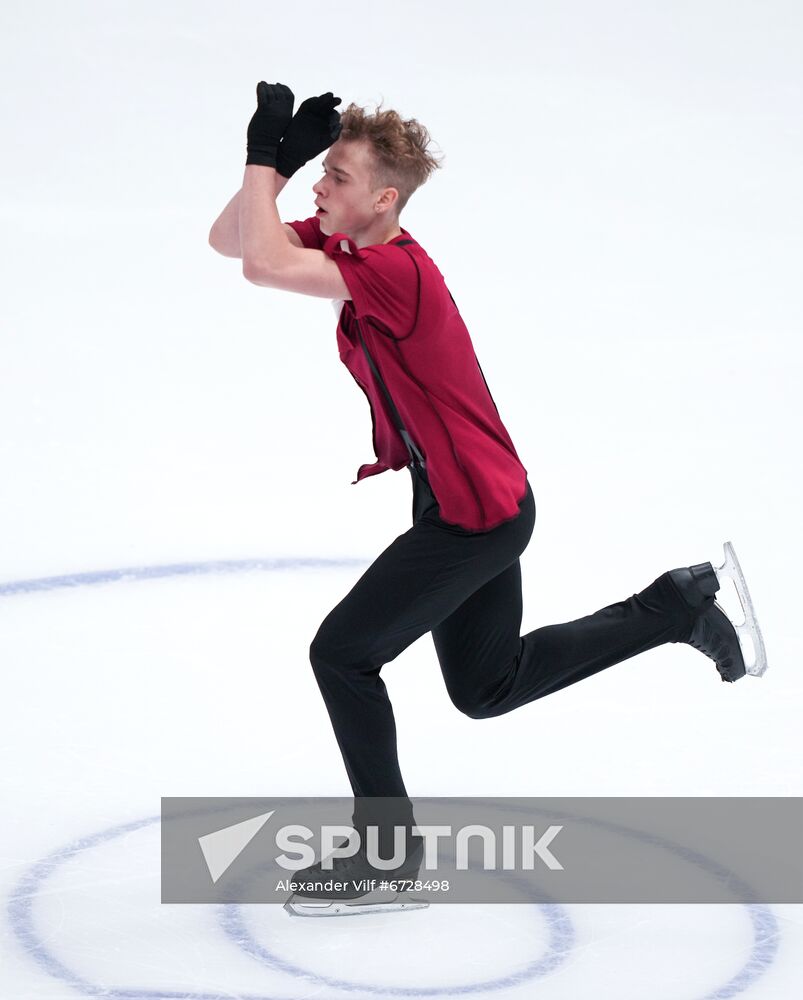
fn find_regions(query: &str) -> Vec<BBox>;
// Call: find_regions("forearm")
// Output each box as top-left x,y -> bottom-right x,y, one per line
239,164 -> 293,272
209,172 -> 289,258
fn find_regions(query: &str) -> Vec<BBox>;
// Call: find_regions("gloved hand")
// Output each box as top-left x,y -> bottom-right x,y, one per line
246,81 -> 295,167
276,92 -> 343,178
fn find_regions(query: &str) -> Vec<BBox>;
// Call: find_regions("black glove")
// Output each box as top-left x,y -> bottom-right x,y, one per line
276,92 -> 343,178
246,81 -> 295,167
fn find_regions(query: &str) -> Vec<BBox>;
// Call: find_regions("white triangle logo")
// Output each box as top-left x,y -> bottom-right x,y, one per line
198,810 -> 274,883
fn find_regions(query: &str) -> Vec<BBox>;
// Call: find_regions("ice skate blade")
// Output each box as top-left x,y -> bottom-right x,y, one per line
284,892 -> 430,918
713,541 -> 768,677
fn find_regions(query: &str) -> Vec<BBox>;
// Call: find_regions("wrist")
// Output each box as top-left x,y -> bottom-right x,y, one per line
246,146 -> 279,168
276,162 -> 300,179
276,146 -> 303,179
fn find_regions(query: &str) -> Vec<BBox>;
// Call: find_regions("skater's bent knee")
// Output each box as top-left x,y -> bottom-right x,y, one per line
308,632 -> 332,670
449,693 -> 500,720
309,630 -> 368,675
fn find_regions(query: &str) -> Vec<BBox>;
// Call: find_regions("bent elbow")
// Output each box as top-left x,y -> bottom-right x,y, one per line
242,258 -> 272,285
209,229 -> 242,259
209,235 -> 228,258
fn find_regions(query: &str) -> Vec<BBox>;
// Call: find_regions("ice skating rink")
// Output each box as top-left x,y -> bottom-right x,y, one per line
2,1 -> 802,997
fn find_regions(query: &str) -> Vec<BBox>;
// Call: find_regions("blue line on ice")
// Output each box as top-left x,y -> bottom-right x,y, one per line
0,556 -> 369,596
7,807 -> 780,999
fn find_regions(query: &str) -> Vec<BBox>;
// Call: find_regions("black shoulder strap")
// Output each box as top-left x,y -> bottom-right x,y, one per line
354,237 -> 426,469
356,315 -> 426,468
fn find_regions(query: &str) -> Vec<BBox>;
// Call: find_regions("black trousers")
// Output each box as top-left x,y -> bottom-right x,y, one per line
309,463 -> 696,838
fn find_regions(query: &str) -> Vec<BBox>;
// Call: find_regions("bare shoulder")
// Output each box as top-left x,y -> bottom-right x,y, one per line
282,224 -> 304,248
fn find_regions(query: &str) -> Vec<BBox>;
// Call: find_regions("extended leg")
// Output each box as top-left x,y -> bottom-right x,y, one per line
433,563 -> 698,718
434,543 -> 766,718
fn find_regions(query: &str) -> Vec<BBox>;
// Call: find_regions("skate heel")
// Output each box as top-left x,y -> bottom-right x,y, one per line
689,562 -> 720,598
669,561 -> 719,609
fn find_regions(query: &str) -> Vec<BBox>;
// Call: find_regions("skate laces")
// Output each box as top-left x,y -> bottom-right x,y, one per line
690,614 -> 724,655
689,610 -> 735,674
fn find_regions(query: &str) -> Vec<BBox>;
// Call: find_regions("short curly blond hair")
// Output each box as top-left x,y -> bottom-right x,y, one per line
338,100 -> 444,216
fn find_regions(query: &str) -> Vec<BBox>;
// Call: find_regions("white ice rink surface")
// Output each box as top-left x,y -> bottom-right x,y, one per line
2,1 -> 802,997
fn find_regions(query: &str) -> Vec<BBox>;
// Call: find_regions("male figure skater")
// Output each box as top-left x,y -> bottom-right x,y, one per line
209,82 -> 767,916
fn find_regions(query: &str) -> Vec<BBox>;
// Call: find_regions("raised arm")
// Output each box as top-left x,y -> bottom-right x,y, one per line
211,83 -> 341,260
209,174 -> 297,257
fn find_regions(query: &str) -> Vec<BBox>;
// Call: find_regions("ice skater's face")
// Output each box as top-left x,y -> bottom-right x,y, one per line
312,139 -> 398,239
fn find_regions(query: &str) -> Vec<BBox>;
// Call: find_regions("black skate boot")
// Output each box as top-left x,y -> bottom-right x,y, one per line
284,834 -> 427,917
667,542 -> 768,683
